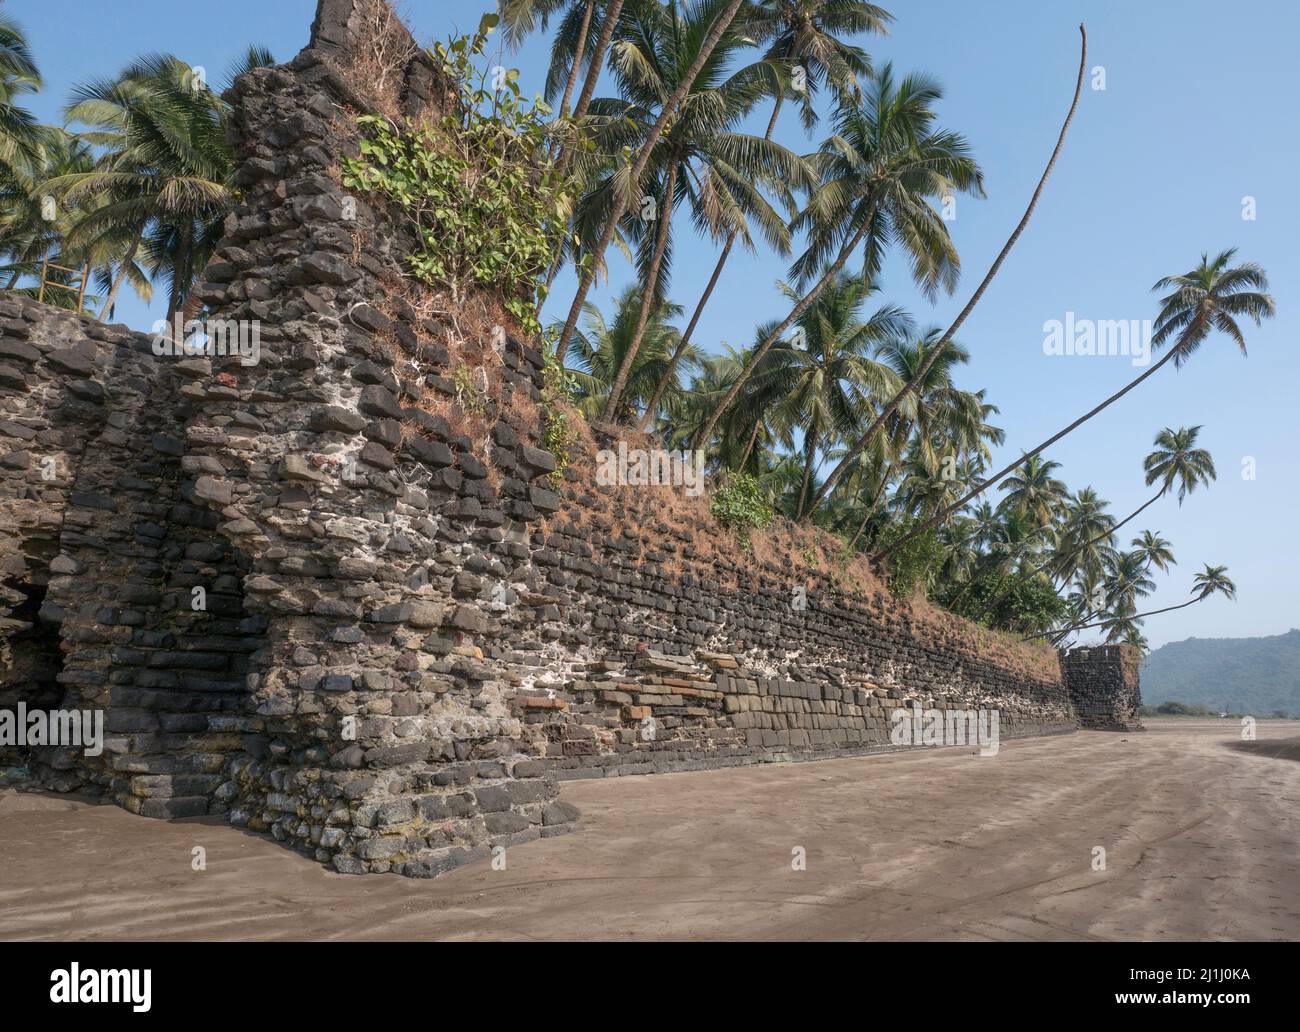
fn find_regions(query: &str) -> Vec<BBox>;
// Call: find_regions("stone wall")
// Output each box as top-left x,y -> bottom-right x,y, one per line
0,0 -> 1139,879
1061,645 -> 1143,730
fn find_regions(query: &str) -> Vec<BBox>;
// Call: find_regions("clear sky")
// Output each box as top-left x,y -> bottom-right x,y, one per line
11,0 -> 1297,649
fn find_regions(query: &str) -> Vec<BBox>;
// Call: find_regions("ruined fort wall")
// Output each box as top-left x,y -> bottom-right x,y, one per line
0,0 -> 1138,880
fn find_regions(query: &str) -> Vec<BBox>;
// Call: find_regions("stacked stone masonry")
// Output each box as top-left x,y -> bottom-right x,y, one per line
0,0 -> 1141,878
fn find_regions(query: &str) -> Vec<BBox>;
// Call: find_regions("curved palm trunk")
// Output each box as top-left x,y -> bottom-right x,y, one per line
1023,595 -> 1202,641
794,426 -> 819,519
803,25 -> 1088,520
558,0 -> 595,120
561,0 -> 625,158
873,335 -> 1184,566
541,0 -> 624,303
847,460 -> 894,551
555,0 -> 744,364
635,95 -> 786,432
737,417 -> 761,469
98,226 -> 143,320
1028,488 -> 1163,590
695,212 -> 875,448
601,161 -> 677,421
637,232 -> 734,431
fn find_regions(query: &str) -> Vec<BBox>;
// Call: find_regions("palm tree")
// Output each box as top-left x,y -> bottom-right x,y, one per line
560,285 -> 690,423
804,25 -> 1087,518
873,248 -> 1276,565
1032,563 -> 1235,640
1,129 -> 151,307
760,273 -> 908,516
636,0 -> 892,433
742,0 -> 890,130
594,2 -> 812,421
1042,487 -> 1115,586
1130,530 -> 1175,574
998,455 -> 1067,528
695,62 -> 986,448
1020,425 -> 1211,588
49,49 -> 273,321
554,0 -> 746,362
0,11 -> 42,190
500,0 -> 599,119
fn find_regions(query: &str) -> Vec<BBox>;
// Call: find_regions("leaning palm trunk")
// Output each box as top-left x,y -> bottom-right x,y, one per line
540,0 -> 626,300
556,0 -> 625,172
1023,594 -> 1204,642
98,226 -> 143,320
637,232 -> 734,430
874,338 -> 1187,565
803,25 -> 1088,520
694,212 -> 875,448
557,0 -> 595,121
555,0 -> 744,363
600,162 -> 678,420
1025,489 -> 1162,590
636,94 -> 785,432
794,427 -> 819,520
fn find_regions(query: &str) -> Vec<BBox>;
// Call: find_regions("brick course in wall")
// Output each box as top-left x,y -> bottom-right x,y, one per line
0,0 -> 1141,879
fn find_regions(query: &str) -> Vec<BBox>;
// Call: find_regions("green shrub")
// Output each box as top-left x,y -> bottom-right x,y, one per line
711,472 -> 773,533
341,14 -> 573,338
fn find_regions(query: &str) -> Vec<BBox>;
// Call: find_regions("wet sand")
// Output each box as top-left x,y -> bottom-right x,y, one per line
2,718 -> 1298,941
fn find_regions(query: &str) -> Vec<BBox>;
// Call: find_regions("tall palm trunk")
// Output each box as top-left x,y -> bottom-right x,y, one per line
637,232 -> 733,431
737,416 -> 761,469
555,0 -> 744,364
695,210 -> 875,448
875,338 -> 1187,566
601,161 -> 677,420
540,0 -> 625,303
98,226 -> 143,320
556,0 -> 625,174
557,0 -> 595,120
794,427 -> 819,519
848,450 -> 901,551
636,94 -> 785,432
803,25 -> 1088,520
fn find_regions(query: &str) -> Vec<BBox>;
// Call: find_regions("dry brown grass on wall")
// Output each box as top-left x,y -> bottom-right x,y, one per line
344,0 -> 422,123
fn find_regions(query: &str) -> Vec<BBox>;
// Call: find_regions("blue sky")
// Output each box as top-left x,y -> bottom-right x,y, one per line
11,0 -> 1297,649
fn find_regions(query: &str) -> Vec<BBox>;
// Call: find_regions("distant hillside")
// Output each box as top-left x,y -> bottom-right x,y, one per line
1141,629 -> 1300,716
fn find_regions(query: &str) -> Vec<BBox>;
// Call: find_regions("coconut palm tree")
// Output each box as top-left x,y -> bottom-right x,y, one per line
694,62 -> 985,448
873,248 -> 1275,564
804,25 -> 1087,517
0,11 -> 42,190
499,0 -> 601,119
742,0 -> 891,130
1032,563 -> 1235,641
1019,426 -> 1211,589
636,0 -> 892,433
560,285 -> 690,423
554,0 -> 746,362
49,49 -> 273,321
1042,487 -> 1116,586
998,455 -> 1067,528
760,274 -> 909,517
1130,530 -> 1175,574
594,2 -> 812,421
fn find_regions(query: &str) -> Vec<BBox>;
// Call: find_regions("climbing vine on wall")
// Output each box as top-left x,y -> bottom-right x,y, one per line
341,14 -> 573,337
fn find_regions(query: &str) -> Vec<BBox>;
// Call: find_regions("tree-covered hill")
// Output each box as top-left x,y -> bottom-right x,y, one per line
1141,629 -> 1300,717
